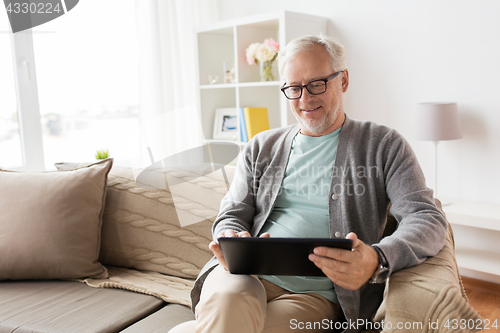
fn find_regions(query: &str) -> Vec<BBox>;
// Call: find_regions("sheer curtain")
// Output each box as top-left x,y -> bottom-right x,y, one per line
135,0 -> 218,167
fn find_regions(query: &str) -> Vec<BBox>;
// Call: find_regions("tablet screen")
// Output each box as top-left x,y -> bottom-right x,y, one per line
218,237 -> 353,276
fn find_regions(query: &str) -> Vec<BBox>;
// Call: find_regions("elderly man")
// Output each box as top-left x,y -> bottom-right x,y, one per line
172,35 -> 447,333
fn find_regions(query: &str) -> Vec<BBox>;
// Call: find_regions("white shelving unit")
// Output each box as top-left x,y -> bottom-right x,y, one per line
454,248 -> 500,277
443,201 -> 500,282
195,11 -> 328,142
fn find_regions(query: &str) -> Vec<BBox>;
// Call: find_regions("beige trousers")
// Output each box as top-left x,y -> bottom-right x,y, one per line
170,265 -> 341,333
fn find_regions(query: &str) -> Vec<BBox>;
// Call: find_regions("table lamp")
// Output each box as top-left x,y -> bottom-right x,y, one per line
412,102 -> 463,203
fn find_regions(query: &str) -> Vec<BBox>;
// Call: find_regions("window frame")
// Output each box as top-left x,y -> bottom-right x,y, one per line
9,30 -> 45,171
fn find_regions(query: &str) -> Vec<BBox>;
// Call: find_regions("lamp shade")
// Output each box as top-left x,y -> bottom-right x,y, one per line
412,102 -> 463,141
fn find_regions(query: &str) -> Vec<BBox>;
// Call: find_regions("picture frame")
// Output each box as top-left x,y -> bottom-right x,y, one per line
213,108 -> 239,141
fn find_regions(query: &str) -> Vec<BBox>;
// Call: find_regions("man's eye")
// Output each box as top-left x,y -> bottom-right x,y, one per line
289,87 -> 300,93
310,82 -> 324,89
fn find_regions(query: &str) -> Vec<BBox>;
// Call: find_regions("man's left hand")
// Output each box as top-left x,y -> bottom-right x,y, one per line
308,232 -> 379,290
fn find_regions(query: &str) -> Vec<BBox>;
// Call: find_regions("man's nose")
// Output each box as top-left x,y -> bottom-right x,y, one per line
300,87 -> 314,102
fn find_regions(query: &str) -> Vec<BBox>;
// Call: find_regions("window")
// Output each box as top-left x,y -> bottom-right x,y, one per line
32,0 -> 141,170
3,0 -> 141,171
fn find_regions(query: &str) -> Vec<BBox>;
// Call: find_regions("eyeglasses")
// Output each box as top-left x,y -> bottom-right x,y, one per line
280,71 -> 344,100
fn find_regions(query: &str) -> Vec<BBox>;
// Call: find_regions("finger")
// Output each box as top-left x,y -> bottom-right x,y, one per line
309,256 -> 361,290
208,240 -> 220,257
346,232 -> 361,248
236,231 -> 251,237
309,254 -> 350,283
216,231 -> 227,239
209,240 -> 228,270
224,229 -> 236,237
259,232 -> 271,238
313,247 -> 351,263
309,253 -> 347,274
310,251 -> 374,290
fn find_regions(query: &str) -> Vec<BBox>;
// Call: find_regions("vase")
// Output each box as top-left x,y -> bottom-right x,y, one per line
259,61 -> 275,81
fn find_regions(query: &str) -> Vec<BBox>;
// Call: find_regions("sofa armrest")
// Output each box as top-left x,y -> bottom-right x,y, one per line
369,224 -> 482,332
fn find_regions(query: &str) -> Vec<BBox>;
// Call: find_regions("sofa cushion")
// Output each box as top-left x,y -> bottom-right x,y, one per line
121,303 -> 194,333
0,159 -> 112,280
97,165 -> 233,279
0,280 -> 165,333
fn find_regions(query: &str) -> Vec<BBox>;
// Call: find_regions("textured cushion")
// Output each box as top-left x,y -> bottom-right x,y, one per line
0,280 -> 164,333
369,224 -> 482,332
0,159 -> 112,280
98,165 -> 232,279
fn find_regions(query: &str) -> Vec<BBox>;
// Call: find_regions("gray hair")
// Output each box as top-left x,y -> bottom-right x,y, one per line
278,35 -> 346,81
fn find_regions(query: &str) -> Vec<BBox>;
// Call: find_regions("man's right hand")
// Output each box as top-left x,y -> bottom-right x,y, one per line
209,229 -> 270,271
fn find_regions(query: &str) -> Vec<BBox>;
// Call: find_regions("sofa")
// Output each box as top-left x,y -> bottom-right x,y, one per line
0,158 -> 482,332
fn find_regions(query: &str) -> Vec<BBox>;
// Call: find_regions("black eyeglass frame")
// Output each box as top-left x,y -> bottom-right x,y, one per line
280,70 -> 344,100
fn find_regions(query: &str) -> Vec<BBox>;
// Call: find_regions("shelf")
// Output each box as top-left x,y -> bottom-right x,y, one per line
196,11 -> 326,34
443,201 -> 500,232
196,11 -> 328,141
455,247 -> 500,276
239,81 -> 282,87
205,139 -> 246,148
443,200 -> 500,281
199,81 -> 282,90
200,83 -> 237,89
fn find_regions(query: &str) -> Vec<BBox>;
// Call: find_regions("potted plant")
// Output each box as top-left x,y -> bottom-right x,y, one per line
95,149 -> 109,160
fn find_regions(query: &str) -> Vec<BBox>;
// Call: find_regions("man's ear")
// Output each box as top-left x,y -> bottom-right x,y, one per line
342,69 -> 349,92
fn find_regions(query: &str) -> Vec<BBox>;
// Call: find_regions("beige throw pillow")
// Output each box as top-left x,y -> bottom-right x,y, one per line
0,158 -> 113,280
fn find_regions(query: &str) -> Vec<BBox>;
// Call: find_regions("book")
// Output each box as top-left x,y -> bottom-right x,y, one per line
239,107 -> 248,142
243,107 -> 270,140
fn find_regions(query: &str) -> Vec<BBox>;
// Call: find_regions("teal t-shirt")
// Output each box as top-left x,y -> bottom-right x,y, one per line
258,127 -> 341,304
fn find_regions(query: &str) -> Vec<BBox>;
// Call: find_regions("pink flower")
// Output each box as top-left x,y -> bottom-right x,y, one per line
264,38 -> 279,50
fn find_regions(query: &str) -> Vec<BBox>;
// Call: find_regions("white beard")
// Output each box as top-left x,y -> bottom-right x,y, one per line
293,108 -> 335,134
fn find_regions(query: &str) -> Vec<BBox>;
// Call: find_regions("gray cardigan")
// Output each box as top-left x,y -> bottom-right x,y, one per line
191,115 -> 447,332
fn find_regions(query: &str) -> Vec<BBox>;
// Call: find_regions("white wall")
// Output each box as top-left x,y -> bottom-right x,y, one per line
217,0 -> 500,205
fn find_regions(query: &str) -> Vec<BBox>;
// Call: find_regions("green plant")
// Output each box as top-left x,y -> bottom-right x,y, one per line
95,149 -> 109,160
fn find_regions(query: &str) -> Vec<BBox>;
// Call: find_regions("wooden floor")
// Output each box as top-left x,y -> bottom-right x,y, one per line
462,277 -> 500,332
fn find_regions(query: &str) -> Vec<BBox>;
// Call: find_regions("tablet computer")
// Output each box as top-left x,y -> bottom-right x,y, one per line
218,237 -> 353,277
